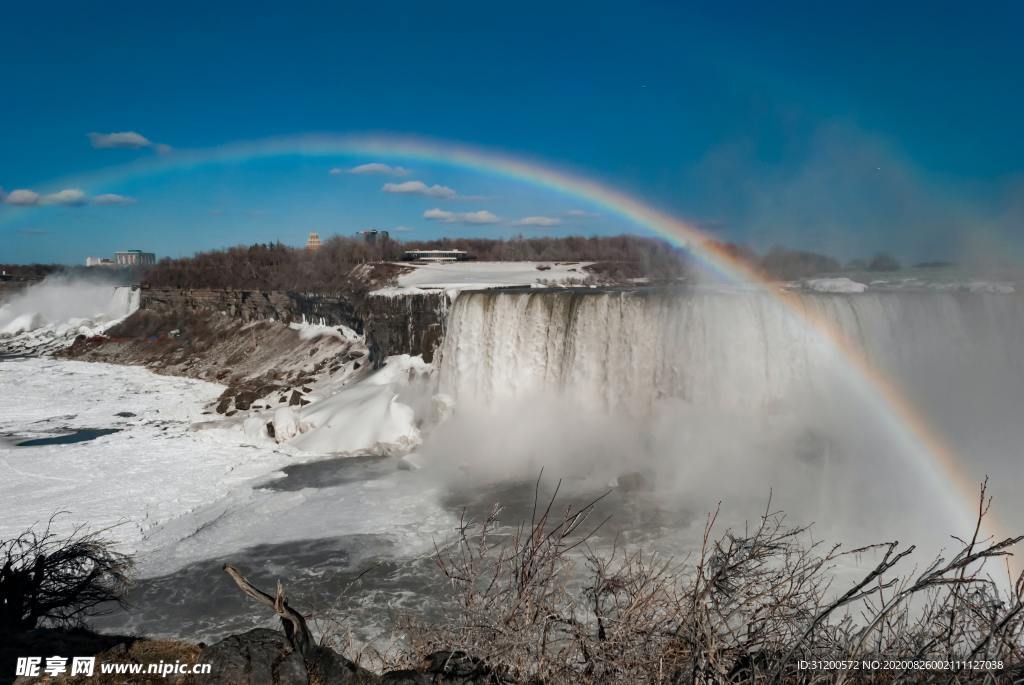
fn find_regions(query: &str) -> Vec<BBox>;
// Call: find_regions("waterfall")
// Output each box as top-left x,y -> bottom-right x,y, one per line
437,288 -> 1024,417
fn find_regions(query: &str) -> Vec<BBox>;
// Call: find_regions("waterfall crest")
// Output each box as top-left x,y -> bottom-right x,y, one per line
438,289 -> 1024,415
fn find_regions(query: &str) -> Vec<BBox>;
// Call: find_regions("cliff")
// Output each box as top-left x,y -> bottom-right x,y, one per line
137,287 -> 449,365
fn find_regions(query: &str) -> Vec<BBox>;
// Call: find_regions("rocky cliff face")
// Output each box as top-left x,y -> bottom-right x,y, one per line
363,291 -> 449,365
141,288 -> 364,332
136,287 -> 449,365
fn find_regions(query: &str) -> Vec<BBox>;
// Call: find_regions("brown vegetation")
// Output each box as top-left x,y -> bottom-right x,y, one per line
397,480 -> 1023,683
139,235 -> 692,291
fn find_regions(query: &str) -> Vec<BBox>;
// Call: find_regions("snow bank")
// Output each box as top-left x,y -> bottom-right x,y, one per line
805,277 -> 868,293
286,355 -> 429,456
373,261 -> 591,295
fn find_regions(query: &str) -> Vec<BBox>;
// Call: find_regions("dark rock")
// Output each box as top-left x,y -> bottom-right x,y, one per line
234,390 -> 259,411
363,292 -> 450,367
381,670 -> 430,684
418,651 -> 496,683
288,391 -> 304,406
196,628 -> 307,685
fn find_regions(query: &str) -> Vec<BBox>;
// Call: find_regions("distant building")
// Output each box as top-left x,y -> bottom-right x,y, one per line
306,232 -> 321,251
402,249 -> 472,263
85,256 -> 115,267
360,229 -> 389,245
114,250 -> 156,266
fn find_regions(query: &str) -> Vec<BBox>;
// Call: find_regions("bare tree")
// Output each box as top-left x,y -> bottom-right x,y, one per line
403,482 -> 1023,684
0,515 -> 132,633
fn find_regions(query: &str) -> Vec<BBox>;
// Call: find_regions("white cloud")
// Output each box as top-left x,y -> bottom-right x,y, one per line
564,209 -> 600,218
514,215 -> 562,227
329,168 -> 344,175
349,162 -> 409,176
384,180 -> 457,199
89,131 -> 152,149
2,187 -> 134,207
93,193 -> 136,206
423,208 -> 454,221
88,131 -> 171,153
423,208 -> 499,225
4,189 -> 40,206
41,188 -> 87,206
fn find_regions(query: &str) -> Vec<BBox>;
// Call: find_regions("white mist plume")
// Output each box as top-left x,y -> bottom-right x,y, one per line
419,288 -> 1024,555
0,275 -> 139,337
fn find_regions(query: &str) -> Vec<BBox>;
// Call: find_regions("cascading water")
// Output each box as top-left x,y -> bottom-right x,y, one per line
432,287 -> 1024,541
438,288 -> 1024,414
0,278 -> 141,354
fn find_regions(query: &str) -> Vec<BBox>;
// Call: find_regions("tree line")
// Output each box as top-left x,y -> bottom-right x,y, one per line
139,235 -> 694,291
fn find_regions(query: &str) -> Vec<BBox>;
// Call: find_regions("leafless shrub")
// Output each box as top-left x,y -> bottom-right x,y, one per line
401,478 -> 1023,683
0,515 -> 132,633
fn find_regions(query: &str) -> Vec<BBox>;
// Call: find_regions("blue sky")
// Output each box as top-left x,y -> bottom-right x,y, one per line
1,0 -> 1022,264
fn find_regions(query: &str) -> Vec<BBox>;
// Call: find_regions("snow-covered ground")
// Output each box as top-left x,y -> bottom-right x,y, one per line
373,260 -> 592,295
0,357 -> 452,575
0,359 -> 268,548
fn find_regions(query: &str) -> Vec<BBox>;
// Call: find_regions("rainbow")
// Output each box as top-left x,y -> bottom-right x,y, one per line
1,133 -> 1002,543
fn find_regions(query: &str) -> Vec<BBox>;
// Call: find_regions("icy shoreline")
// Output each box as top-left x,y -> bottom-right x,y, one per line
0,358 -> 444,566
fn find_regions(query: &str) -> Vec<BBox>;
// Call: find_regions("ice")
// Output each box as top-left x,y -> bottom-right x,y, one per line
0,357 -> 455,577
286,355 -> 429,456
0,359 -> 257,548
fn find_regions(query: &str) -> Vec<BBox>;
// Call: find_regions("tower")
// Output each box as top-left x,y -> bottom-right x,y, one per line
306,231 -> 321,251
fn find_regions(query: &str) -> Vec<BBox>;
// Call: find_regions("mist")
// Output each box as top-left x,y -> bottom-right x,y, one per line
0,274 -> 139,336
416,288 -> 1024,561
689,121 -> 1024,267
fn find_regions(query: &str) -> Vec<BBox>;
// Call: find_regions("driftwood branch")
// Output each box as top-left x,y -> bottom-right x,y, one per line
223,563 -> 314,660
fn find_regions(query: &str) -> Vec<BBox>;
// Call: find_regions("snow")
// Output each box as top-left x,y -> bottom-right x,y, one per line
0,358 -> 255,547
285,355 -> 430,456
272,406 -> 303,441
374,260 -> 591,295
0,357 -> 454,577
805,277 -> 869,293
288,318 -> 361,341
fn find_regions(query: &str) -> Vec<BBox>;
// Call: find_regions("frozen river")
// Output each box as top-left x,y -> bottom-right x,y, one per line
0,357 -> 677,643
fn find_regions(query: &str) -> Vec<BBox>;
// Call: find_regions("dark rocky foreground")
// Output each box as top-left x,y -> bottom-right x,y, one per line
4,627 -> 492,685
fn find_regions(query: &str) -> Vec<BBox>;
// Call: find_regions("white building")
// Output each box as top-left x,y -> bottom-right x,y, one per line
114,250 -> 156,266
402,249 -> 471,263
